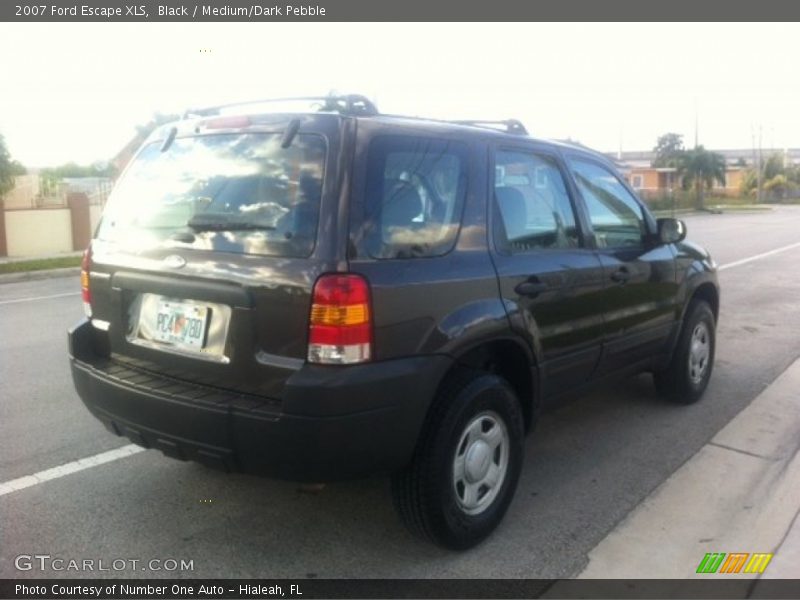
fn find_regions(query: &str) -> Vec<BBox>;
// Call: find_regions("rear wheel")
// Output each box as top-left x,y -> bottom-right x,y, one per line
654,299 -> 716,404
391,371 -> 525,550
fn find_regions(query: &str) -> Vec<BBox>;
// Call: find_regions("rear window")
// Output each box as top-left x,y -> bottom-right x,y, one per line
363,136 -> 468,259
97,133 -> 326,258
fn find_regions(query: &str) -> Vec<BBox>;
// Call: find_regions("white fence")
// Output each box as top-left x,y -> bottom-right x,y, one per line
4,208 -> 73,256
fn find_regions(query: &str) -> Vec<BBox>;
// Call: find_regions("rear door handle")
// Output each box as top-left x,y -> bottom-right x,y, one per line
610,267 -> 631,284
515,280 -> 548,297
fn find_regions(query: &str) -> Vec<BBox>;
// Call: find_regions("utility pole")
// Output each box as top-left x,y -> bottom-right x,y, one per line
757,125 -> 763,203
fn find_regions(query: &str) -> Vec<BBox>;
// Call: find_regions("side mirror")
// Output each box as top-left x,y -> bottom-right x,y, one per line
657,218 -> 686,244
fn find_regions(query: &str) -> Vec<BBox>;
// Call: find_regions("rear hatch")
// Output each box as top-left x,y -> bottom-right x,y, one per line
84,114 -> 348,399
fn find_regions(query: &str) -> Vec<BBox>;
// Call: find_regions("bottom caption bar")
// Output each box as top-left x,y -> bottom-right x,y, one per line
2,579 -> 800,599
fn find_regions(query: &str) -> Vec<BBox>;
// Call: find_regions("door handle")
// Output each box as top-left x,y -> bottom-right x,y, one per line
515,280 -> 548,297
610,267 -> 631,284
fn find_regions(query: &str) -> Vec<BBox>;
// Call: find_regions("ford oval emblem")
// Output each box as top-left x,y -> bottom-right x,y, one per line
163,255 -> 186,269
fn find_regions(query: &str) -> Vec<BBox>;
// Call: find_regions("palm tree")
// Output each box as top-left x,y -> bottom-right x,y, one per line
678,146 -> 726,209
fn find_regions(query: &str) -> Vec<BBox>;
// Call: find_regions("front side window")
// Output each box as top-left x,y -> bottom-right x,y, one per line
98,133 -> 326,258
570,158 -> 646,248
493,150 -> 580,253
363,137 -> 468,259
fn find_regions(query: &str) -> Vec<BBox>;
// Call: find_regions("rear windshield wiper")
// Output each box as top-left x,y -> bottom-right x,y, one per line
187,214 -> 277,232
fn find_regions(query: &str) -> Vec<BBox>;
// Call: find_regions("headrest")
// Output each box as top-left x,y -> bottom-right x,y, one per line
382,180 -> 423,228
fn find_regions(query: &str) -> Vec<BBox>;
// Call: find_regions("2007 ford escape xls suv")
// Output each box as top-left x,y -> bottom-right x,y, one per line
69,95 -> 720,549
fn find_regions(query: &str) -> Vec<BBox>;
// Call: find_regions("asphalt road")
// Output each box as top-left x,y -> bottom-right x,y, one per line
2,206 -> 800,579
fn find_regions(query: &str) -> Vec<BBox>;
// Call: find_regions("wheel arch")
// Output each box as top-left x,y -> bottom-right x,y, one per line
688,281 -> 720,323
446,337 -> 539,432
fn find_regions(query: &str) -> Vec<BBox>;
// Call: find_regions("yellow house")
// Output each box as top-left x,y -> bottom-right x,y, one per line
625,165 -> 745,198
714,167 -> 745,194
627,167 -> 680,193
615,147 -> 800,198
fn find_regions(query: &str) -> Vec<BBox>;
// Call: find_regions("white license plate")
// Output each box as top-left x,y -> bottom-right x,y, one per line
152,300 -> 209,350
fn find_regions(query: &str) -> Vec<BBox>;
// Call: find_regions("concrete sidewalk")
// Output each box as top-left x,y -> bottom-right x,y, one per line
574,356 -> 800,581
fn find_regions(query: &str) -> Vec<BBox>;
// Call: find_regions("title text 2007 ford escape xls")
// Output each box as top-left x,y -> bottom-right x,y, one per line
69,95 -> 719,549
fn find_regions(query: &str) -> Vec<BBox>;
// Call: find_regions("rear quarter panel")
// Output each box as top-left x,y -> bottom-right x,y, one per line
346,122 -> 512,361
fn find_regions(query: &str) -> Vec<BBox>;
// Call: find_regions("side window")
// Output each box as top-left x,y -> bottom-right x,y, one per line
364,137 -> 467,259
493,150 -> 580,253
569,158 -> 646,248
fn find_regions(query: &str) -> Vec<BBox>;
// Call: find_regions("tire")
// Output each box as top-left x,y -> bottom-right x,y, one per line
654,299 -> 716,404
391,370 -> 525,550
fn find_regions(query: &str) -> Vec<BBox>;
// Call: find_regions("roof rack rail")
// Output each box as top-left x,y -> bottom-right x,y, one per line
450,119 -> 528,135
183,94 -> 379,119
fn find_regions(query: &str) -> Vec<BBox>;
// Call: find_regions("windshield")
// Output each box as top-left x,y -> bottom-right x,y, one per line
97,132 -> 326,257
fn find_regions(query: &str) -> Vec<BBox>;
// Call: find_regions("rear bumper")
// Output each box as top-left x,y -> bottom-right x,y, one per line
69,318 -> 451,482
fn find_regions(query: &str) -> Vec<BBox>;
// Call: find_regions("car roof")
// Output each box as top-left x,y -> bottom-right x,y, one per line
149,100 -> 611,166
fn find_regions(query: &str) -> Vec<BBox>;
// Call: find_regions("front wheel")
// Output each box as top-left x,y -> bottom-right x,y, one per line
654,299 -> 716,404
391,371 -> 525,550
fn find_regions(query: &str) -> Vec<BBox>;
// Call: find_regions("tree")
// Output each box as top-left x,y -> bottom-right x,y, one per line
41,162 -> 115,179
739,153 -> 799,201
763,174 -> 796,200
652,133 -> 685,168
135,112 -> 181,139
38,161 -> 117,198
763,153 -> 785,181
788,164 -> 800,186
677,146 -> 726,209
739,169 -> 758,198
0,134 -> 26,200
761,156 -> 799,201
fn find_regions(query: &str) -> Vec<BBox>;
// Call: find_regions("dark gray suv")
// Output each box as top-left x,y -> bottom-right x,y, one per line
69,95 -> 719,549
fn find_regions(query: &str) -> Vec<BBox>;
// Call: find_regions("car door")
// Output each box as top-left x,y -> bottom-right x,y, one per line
489,145 -> 607,398
565,155 -> 679,375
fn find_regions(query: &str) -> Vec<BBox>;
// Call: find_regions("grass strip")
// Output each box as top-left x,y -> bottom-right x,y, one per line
0,256 -> 82,274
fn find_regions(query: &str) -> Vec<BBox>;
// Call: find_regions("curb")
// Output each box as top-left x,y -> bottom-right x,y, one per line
571,356 -> 800,580
651,209 -> 700,217
650,207 -> 773,217
0,267 -> 81,285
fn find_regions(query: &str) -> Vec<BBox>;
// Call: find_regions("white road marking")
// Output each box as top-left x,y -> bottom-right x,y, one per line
0,291 -> 80,305
718,241 -> 800,271
0,445 -> 145,497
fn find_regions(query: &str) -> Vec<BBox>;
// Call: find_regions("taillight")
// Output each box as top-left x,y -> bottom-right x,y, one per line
80,247 -> 92,318
308,274 -> 373,365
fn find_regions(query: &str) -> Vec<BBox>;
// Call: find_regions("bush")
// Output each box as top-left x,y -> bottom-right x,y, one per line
637,190 -> 696,211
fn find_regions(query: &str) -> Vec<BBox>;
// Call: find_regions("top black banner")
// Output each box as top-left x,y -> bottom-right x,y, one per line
2,0 -> 800,22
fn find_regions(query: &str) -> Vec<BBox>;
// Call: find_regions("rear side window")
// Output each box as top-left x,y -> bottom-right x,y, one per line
363,136 -> 468,259
97,133 -> 326,258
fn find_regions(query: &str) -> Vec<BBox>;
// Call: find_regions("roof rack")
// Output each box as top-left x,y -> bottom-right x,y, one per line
450,119 -> 528,135
183,94 -> 379,119
181,96 -> 530,137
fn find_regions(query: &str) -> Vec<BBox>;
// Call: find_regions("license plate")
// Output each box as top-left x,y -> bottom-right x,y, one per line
152,300 -> 209,350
